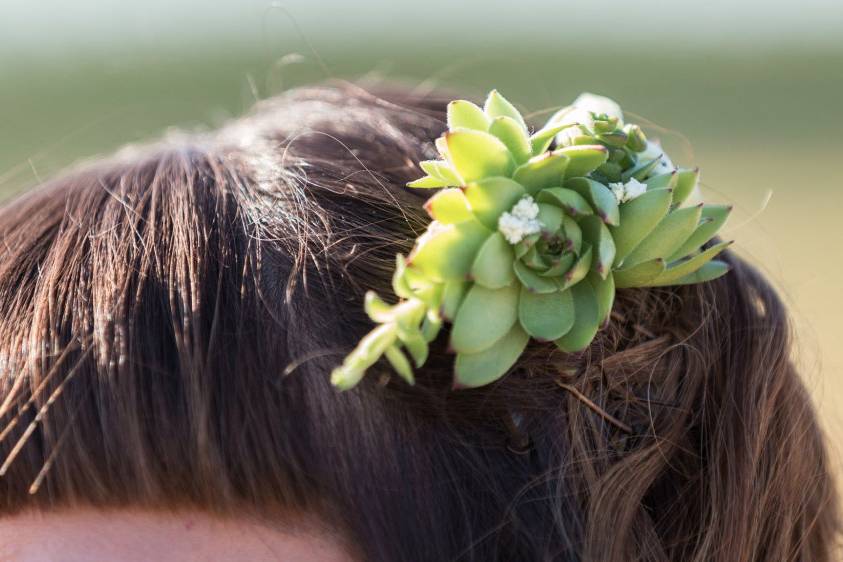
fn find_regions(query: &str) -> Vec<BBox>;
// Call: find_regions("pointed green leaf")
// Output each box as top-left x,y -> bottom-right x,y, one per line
471,232 -> 516,289
450,284 -> 519,353
673,168 -> 700,206
407,175 -> 452,189
454,324 -> 529,388
554,283 -> 599,353
489,116 -> 532,164
622,154 -> 664,181
423,188 -> 472,223
556,145 -> 609,178
512,152 -> 570,195
331,323 -> 397,390
645,171 -> 678,190
483,90 -> 528,131
562,216 -> 582,255
588,270 -> 615,326
514,261 -> 558,294
421,310 -> 442,342
536,187 -> 593,218
653,259 -> 730,286
519,286 -> 575,341
559,245 -> 593,290
622,204 -> 703,267
537,203 -> 564,233
565,177 -> 620,226
444,131 -> 515,183
463,177 -> 527,230
613,258 -> 666,288
611,188 -> 673,266
579,216 -> 616,278
647,241 -> 732,286
441,280 -> 469,320
409,219 -> 491,282
530,123 -> 575,154
668,204 -> 732,261
447,100 -> 490,131
539,254 -> 575,277
399,327 -> 430,367
385,345 -> 415,384
364,291 -> 394,323
391,255 -> 414,299
419,160 -> 461,184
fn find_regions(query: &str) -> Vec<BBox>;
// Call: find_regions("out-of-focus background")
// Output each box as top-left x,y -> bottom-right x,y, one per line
1,0 -> 841,466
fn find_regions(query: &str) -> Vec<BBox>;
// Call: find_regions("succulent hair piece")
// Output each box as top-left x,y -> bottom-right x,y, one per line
331,91 -> 732,390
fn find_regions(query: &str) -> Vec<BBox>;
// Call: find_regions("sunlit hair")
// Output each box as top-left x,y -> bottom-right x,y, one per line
0,83 -> 838,561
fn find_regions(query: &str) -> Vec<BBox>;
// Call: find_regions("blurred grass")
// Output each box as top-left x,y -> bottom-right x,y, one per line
1,46 -> 841,469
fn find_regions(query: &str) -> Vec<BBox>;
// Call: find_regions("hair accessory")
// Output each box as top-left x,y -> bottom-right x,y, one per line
331,91 -> 732,390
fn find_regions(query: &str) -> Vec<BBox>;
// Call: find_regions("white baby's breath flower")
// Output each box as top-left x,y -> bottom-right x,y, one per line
609,178 -> 648,204
498,196 -> 543,244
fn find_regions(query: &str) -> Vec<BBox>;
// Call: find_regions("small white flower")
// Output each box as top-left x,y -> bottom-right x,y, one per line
609,178 -> 648,204
498,196 -> 543,244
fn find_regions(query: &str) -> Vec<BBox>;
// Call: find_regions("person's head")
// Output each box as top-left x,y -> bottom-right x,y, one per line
0,83 -> 838,561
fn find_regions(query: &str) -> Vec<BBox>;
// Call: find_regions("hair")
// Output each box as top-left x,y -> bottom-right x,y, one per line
0,82 -> 837,561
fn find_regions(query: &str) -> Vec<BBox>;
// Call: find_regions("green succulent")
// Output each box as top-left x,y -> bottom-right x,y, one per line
331,90 -> 732,390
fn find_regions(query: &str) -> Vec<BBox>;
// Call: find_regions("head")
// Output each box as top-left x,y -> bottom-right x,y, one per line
0,83 -> 837,561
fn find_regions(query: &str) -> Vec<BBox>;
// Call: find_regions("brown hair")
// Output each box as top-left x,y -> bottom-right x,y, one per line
0,83 -> 838,561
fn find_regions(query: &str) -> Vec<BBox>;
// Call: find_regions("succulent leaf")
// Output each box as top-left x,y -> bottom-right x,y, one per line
419,160 -> 461,184
536,187 -> 593,218
611,188 -> 673,266
656,259 -> 730,285
421,310 -> 443,342
385,345 -> 415,384
488,116 -> 532,164
331,323 -> 397,390
579,216 -> 616,278
484,90 -> 528,131
464,177 -> 527,229
512,152 -> 570,194
622,204 -> 703,267
559,245 -> 593,290
648,241 -> 732,286
588,271 -> 615,326
519,286 -> 575,340
673,168 -> 700,206
645,171 -> 679,190
407,175 -> 453,189
514,260 -> 559,294
441,280 -> 469,320
444,131 -> 515,182
668,204 -> 732,261
557,145 -> 609,178
530,123 -> 575,155
409,219 -> 491,282
536,203 -> 564,233
450,283 -> 519,353
471,232 -> 517,289
565,178 -> 620,226
454,324 -> 529,388
447,100 -> 490,131
554,281 -> 600,353
364,291 -> 395,323
613,258 -> 666,288
424,188 -> 472,224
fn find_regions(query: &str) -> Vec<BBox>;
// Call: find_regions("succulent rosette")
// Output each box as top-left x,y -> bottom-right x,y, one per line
331,91 -> 732,390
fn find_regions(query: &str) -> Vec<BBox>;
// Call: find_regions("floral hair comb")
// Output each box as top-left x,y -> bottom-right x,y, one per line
331,91 -> 732,390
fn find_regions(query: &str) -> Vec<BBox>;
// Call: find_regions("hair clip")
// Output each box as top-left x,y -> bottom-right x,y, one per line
331,91 -> 732,390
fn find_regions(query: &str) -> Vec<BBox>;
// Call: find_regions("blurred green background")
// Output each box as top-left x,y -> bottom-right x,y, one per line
1,1 -> 841,471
